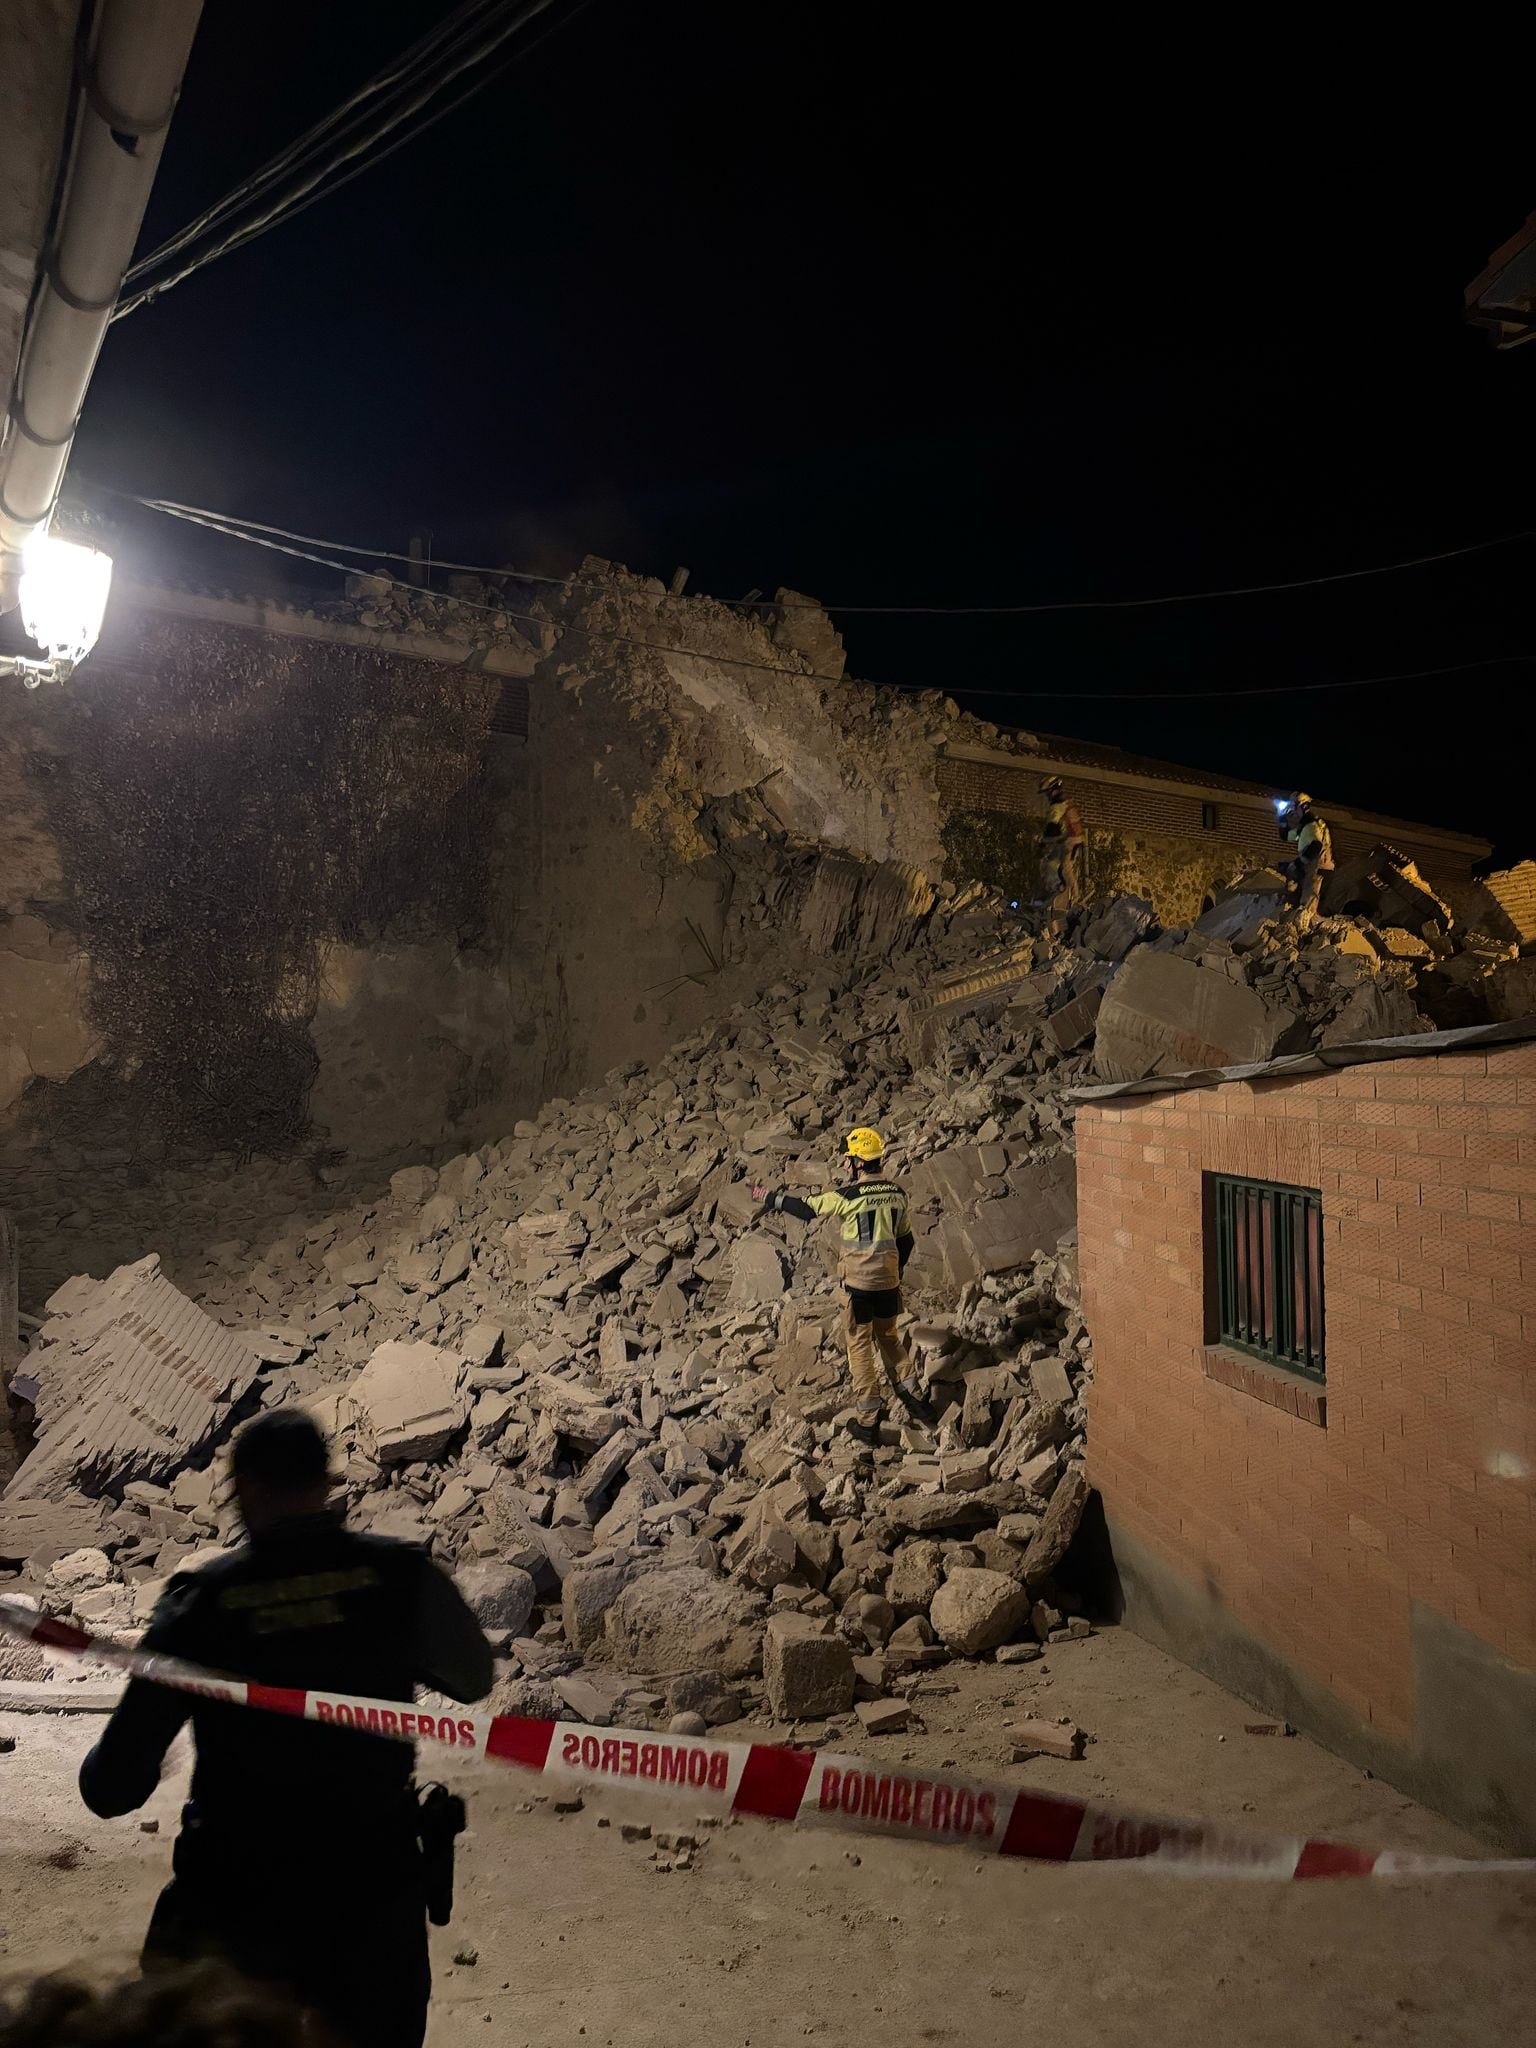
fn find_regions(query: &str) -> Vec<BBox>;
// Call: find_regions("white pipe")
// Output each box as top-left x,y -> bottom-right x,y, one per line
0,0 -> 204,603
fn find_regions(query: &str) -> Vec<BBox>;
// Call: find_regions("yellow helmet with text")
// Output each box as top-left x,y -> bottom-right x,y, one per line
845,1126 -> 885,1163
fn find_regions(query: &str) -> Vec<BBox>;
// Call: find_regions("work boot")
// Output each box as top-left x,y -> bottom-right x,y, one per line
892,1380 -> 936,1425
846,1406 -> 884,1446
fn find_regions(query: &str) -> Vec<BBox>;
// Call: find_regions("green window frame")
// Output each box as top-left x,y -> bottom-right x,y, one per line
1210,1173 -> 1325,1382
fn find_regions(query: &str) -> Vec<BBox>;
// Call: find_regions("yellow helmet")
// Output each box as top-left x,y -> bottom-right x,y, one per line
846,1127 -> 884,1162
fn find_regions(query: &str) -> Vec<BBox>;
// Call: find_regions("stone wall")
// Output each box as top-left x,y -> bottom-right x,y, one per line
0,578 -> 969,1304
939,805 -> 1269,926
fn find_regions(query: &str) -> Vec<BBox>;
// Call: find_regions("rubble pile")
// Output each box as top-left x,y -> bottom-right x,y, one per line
3,841 -> 1530,1734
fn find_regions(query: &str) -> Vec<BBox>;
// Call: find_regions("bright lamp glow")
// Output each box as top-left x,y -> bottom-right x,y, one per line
20,533 -> 113,672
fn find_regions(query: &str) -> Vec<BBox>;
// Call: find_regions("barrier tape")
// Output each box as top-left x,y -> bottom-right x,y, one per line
2,1596 -> 1529,1881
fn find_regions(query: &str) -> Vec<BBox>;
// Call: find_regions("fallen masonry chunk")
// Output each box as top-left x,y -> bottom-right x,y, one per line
854,1698 -> 911,1735
730,1236 -> 788,1303
347,1340 -> 467,1464
1093,950 -> 1296,1083
1008,1718 -> 1084,1761
764,1611 -> 855,1719
929,1568 -> 1030,1656
886,1541 -> 944,1619
600,1565 -> 762,1678
5,1256 -> 260,1503
458,1320 -> 506,1369
1021,1464 -> 1089,1587
454,1562 -> 536,1636
939,1449 -> 991,1493
1028,1356 -> 1074,1408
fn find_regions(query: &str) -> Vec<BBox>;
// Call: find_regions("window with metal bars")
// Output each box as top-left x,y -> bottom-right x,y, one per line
1208,1173 -> 1325,1381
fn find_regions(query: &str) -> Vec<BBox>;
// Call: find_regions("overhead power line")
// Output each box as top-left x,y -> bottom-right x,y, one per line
123,492 -> 1536,706
116,492 -> 1533,615
113,0 -> 572,321
122,0 -> 515,283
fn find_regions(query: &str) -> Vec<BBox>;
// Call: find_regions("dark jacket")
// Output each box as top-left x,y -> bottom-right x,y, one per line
80,1515 -> 493,1832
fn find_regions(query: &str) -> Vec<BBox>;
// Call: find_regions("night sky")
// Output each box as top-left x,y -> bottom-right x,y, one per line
72,4 -> 1532,859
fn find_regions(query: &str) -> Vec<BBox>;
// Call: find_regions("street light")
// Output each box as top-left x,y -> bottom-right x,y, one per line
0,533 -> 114,685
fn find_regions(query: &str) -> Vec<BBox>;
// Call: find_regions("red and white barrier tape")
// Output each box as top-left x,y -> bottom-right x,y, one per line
2,1596 -> 1528,1880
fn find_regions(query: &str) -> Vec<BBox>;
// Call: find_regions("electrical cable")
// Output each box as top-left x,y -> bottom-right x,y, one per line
124,493 -> 1536,705
113,0 -> 562,320
127,0 -> 597,297
121,0 -> 511,283
112,491 -> 1534,615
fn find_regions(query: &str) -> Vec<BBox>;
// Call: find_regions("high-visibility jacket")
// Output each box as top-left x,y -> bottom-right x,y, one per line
767,1179 -> 915,1293
1287,813 -> 1333,869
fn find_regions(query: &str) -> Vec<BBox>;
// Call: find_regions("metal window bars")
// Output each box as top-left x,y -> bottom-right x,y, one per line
1212,1174 -> 1325,1381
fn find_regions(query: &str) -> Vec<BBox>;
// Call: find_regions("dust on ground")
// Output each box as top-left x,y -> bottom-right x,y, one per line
2,1625 -> 1530,2047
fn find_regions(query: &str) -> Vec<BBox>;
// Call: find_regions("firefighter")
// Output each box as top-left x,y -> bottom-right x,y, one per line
754,1128 -> 931,1441
1277,791 -> 1334,924
1039,775 -> 1085,912
78,1410 -> 494,2048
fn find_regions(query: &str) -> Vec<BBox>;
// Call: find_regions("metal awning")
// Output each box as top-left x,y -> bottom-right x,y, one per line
1068,1016 -> 1536,1104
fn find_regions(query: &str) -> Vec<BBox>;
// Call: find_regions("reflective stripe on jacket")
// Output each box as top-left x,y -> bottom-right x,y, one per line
776,1179 -> 914,1292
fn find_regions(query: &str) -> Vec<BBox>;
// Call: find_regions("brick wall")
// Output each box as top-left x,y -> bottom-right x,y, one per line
1484,860 -> 1536,944
934,754 -> 1482,883
937,754 -> 1244,842
1078,1042 -> 1536,1840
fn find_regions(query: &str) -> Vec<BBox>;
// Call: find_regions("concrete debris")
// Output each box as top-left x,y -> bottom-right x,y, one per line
1008,1717 -> 1084,1761
346,1340 -> 467,1464
1093,951 -> 1298,1083
6,834 -> 1526,1740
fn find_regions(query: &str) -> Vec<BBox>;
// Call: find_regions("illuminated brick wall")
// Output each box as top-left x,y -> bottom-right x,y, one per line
1078,1041 -> 1536,1846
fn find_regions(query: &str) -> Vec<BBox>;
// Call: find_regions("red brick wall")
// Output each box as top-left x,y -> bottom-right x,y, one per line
1079,1044 -> 1536,1747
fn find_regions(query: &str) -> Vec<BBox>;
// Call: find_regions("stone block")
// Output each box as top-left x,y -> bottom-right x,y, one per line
763,1611 -> 855,1719
939,1449 -> 992,1493
348,1340 -> 467,1464
929,1567 -> 1029,1655
730,1236 -> 787,1303
454,1561 -> 536,1636
459,1320 -> 506,1369
1022,1463 -> 1089,1586
855,1698 -> 911,1735
886,1540 -> 944,1618
1046,985 -> 1103,1052
601,1565 -> 762,1677
1009,1717 -> 1084,1760
1029,1356 -> 1075,1408
1094,950 -> 1297,1083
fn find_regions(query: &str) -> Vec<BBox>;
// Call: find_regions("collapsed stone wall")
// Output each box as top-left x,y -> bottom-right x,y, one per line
0,573 -> 997,1301
5,559 -> 1528,1316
